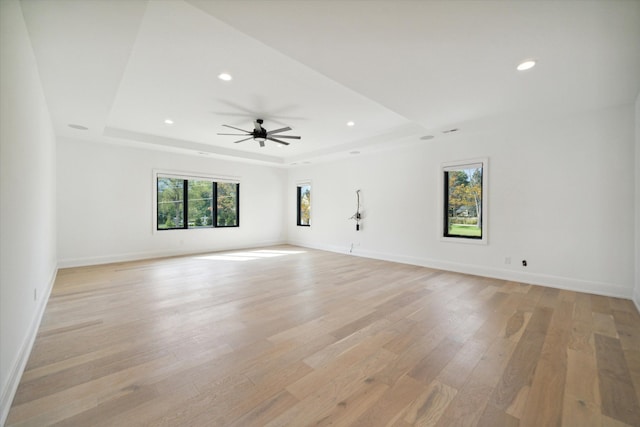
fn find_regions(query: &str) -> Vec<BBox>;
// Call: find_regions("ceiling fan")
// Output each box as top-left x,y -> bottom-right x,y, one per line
217,119 -> 301,147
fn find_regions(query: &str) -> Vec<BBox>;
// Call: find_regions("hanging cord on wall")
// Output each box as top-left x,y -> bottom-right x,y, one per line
349,189 -> 361,231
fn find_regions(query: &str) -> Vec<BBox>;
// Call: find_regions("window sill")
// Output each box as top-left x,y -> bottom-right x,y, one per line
440,236 -> 487,245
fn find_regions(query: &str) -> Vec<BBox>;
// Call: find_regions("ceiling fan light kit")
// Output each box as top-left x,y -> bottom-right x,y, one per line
217,119 -> 301,148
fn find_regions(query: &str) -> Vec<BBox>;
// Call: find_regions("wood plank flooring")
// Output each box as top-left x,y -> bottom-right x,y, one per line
7,245 -> 640,426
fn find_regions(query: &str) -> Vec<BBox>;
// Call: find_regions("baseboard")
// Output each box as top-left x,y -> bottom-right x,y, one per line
289,241 -> 634,300
0,264 -> 57,427
57,240 -> 287,268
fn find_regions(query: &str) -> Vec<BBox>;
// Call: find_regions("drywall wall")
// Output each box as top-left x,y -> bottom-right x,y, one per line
635,92 -> 640,311
288,104 -> 636,298
57,139 -> 287,267
0,0 -> 58,423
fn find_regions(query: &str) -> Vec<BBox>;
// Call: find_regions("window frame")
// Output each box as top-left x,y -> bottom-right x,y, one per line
187,179 -> 214,229
296,182 -> 311,227
440,158 -> 488,245
215,182 -> 240,228
153,170 -> 240,232
156,177 -> 188,230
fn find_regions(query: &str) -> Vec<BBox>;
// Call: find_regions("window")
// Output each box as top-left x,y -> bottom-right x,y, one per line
297,183 -> 311,226
216,182 -> 239,227
188,180 -> 213,228
442,159 -> 487,242
157,177 -> 185,229
156,174 -> 239,230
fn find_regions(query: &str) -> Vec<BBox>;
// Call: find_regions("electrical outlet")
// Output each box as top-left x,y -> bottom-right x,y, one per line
34,288 -> 37,301
504,257 -> 511,265
522,260 -> 527,267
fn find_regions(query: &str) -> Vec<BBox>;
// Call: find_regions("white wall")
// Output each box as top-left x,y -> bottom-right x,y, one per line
57,138 -> 287,266
0,0 -> 58,423
288,104 -> 636,299
635,92 -> 640,310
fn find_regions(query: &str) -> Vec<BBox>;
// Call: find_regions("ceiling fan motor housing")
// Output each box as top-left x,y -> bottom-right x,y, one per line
254,122 -> 267,141
254,119 -> 267,142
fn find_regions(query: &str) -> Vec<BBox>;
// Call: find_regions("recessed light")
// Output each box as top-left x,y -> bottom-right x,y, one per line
442,128 -> 459,134
346,121 -> 355,127
420,135 -> 434,140
516,59 -> 536,71
350,151 -> 360,155
68,124 -> 88,130
218,73 -> 232,81
164,119 -> 174,125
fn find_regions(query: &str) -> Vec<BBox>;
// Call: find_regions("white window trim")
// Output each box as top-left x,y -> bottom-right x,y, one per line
152,169 -> 240,233
439,158 -> 488,245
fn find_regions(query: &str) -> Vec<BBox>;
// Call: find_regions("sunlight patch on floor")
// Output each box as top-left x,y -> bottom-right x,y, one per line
194,249 -> 306,262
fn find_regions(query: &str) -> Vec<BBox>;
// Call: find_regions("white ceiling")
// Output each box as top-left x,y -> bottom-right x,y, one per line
19,0 -> 640,166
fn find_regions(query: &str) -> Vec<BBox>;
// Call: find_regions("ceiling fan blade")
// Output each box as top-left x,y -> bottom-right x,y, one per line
267,126 -> 291,135
217,133 -> 251,136
233,137 -> 254,144
267,137 -> 290,145
222,124 -> 251,133
267,134 -> 300,139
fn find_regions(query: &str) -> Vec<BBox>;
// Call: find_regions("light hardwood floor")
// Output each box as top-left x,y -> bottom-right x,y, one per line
7,246 -> 640,426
